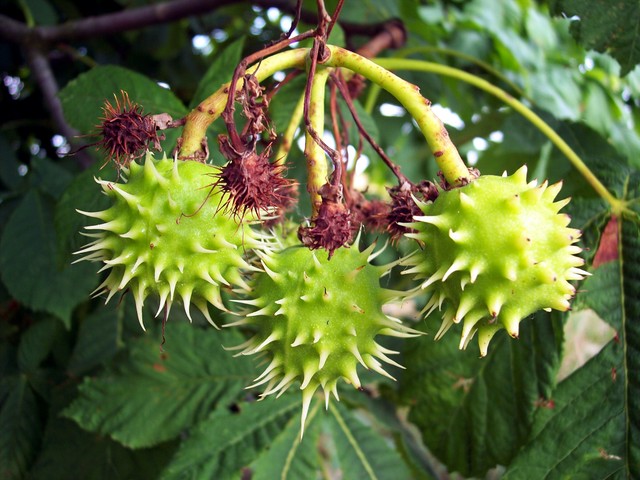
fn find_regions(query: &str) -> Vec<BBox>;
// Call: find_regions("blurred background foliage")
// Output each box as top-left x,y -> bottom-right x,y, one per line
1,0 -> 639,479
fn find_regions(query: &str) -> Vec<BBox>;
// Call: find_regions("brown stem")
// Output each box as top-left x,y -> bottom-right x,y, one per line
329,81 -> 345,189
222,29 -> 315,152
354,19 -> 406,58
265,69 -> 302,102
326,0 -> 345,39
6,0 -> 237,43
0,1 -> 405,46
282,0 -> 303,39
330,72 -> 409,185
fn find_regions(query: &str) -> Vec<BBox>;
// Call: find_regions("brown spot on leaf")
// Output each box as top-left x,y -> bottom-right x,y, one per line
152,363 -> 166,373
593,216 -> 619,267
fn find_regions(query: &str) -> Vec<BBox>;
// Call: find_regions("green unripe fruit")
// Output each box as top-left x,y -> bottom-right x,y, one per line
402,166 -> 588,356
76,152 -> 270,328
229,242 -> 419,435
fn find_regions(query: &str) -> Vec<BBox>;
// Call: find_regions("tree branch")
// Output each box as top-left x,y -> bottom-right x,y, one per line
0,0 -> 400,44
25,47 -> 93,167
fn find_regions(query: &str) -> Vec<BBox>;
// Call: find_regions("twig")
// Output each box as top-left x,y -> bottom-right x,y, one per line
222,29 -> 315,153
25,47 -> 93,167
329,81 -> 345,189
1,0 -> 238,43
330,71 -> 409,185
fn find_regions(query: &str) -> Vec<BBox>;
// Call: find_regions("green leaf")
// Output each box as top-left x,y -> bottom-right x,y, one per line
30,418 -> 176,480
0,375 -> 43,479
269,75 -> 306,140
502,341 -> 625,479
60,65 -> 187,133
58,65 -> 188,154
399,310 -> 563,477
29,157 -> 73,201
30,384 -> 177,480
54,162 -> 115,262
249,400 -> 322,480
190,37 -> 245,109
326,402 -> 413,480
620,213 -> 640,476
528,68 -> 582,120
63,323 -> 256,448
506,184 -> 640,477
0,191 -> 99,327
0,134 -> 23,190
553,0 -> 640,75
575,261 -> 621,330
67,303 -> 122,376
17,317 -> 62,373
160,394 -> 302,480
22,0 -> 57,25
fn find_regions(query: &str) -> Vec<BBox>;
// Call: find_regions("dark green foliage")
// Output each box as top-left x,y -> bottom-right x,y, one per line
553,0 -> 640,76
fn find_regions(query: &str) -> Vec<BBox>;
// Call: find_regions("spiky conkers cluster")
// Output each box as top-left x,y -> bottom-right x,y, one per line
402,166 -> 588,356
229,243 -> 419,434
75,152 -> 269,328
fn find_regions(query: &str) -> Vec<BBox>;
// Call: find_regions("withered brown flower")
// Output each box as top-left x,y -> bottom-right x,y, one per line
385,180 -> 439,241
214,135 -> 297,221
97,90 -> 161,171
298,184 -> 354,258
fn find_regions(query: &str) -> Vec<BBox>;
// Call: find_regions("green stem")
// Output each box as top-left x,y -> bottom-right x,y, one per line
365,45 -> 525,116
364,83 -> 382,115
374,57 -> 623,211
179,48 -> 308,158
305,67 -> 331,214
323,45 -> 472,186
397,46 -> 525,97
274,90 -> 305,166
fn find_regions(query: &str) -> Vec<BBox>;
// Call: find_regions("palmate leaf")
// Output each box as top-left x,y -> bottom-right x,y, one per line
67,302 -> 122,376
0,190 -> 99,327
248,400 -> 322,480
622,202 -> 640,479
160,395 -> 305,480
503,169 -> 640,477
0,376 -> 42,480
502,340 -> 625,479
552,0 -> 640,76
59,65 -> 187,133
161,394 -> 412,480
30,383 -> 177,480
398,310 -> 563,477
325,402 -> 413,480
189,37 -> 245,110
58,65 -> 188,153
54,161 -> 115,262
63,322 -> 256,449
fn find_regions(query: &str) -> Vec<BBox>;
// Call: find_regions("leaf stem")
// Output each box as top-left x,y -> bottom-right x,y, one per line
374,57 -> 624,212
322,46 -> 472,186
396,46 -> 526,97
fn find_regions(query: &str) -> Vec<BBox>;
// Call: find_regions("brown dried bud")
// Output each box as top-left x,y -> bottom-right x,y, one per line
386,180 -> 439,241
298,184 -> 353,258
97,91 -> 161,171
215,135 -> 297,220
348,190 -> 390,234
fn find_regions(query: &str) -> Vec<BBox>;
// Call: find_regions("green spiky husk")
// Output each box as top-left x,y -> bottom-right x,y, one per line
402,166 -> 588,356
230,243 -> 418,433
76,152 -> 271,328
